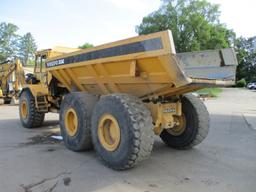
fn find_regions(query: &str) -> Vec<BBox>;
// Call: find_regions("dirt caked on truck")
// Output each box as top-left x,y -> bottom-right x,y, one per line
18,30 -> 238,170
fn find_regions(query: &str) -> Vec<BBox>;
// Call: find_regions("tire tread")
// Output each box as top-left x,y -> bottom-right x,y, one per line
20,90 -> 45,128
92,94 -> 154,170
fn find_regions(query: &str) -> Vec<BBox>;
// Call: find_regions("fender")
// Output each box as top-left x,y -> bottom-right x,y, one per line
19,84 -> 49,98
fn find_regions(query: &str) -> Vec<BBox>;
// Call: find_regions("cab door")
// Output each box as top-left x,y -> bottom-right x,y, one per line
34,54 -> 47,84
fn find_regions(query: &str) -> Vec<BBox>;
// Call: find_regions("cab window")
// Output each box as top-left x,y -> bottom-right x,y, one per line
35,55 -> 46,73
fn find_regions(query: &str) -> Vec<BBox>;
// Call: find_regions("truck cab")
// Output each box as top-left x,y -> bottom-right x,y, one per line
33,47 -> 80,84
21,47 -> 80,112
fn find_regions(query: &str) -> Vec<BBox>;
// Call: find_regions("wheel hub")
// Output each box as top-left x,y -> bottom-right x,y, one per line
65,108 -> 78,137
21,100 -> 28,118
166,114 -> 186,136
98,114 -> 121,151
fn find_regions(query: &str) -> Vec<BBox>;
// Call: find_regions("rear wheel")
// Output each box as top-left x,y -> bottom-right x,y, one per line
160,94 -> 209,149
60,93 -> 99,151
91,94 -> 154,170
19,90 -> 45,128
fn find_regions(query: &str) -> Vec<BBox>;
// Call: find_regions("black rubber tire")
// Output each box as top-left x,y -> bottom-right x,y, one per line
4,98 -> 11,104
160,94 -> 209,149
91,94 -> 154,170
19,90 -> 45,128
60,93 -> 99,151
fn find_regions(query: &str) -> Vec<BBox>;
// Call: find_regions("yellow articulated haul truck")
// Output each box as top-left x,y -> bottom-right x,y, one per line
0,59 -> 26,104
19,31 -> 237,170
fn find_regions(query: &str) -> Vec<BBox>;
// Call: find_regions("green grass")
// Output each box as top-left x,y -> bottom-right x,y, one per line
196,88 -> 222,98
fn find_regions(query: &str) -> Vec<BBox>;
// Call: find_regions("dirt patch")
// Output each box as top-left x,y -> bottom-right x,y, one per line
63,177 -> 71,186
148,184 -> 158,188
21,132 -> 62,146
47,148 -> 56,152
20,172 -> 71,192
184,177 -> 190,181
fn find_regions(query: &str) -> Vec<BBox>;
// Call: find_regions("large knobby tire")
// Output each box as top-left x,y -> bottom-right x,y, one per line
160,94 -> 209,149
19,90 -> 45,128
91,94 -> 154,170
60,93 -> 99,151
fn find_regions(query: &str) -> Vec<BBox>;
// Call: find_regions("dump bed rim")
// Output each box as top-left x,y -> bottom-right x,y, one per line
45,31 -> 176,70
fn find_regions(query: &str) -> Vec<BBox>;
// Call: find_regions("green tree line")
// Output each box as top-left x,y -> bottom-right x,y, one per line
78,42 -> 93,49
136,0 -> 256,84
0,22 -> 37,66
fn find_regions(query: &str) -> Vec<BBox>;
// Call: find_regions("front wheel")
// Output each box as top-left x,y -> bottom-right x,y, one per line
19,90 -> 45,128
160,94 -> 209,149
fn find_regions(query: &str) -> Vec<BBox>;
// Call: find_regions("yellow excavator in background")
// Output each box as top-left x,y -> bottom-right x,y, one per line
0,59 -> 26,104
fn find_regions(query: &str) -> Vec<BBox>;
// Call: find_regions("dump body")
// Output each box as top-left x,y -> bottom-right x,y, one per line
19,30 -> 238,170
44,30 -> 237,99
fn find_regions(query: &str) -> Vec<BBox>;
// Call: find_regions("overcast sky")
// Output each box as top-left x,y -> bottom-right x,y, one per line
0,0 -> 255,49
